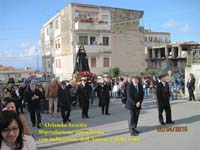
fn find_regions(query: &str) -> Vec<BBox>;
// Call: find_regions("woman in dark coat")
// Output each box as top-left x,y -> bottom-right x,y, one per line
24,83 -> 42,128
187,73 -> 196,101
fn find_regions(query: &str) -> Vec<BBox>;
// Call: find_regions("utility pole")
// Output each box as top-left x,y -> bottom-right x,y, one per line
35,49 -> 39,72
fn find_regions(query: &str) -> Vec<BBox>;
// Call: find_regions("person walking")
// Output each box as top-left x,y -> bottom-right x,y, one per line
45,78 -> 59,117
24,83 -> 42,128
58,81 -> 72,123
125,75 -> 144,136
77,77 -> 91,119
156,73 -> 174,125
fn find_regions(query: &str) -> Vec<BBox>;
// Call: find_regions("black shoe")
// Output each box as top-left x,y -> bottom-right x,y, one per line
82,116 -> 85,119
160,122 -> 166,125
85,116 -> 90,118
105,113 -> 111,115
130,131 -> 138,136
166,121 -> 174,124
134,129 -> 140,134
67,119 -> 71,122
37,123 -> 42,128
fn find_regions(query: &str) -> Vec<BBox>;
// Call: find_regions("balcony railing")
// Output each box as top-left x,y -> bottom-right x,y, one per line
74,18 -> 110,31
76,45 -> 110,54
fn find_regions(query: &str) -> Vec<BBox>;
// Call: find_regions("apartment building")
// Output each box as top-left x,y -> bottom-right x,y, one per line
41,3 -> 145,80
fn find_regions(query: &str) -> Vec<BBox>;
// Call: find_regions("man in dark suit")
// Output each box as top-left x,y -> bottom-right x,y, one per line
77,77 -> 91,119
58,81 -> 72,123
125,75 -> 144,136
96,74 -> 112,115
156,73 -> 174,125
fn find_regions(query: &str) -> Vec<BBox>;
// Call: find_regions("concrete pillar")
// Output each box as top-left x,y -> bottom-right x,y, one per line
178,46 -> 182,58
165,46 -> 168,58
158,48 -> 161,59
152,49 -> 155,59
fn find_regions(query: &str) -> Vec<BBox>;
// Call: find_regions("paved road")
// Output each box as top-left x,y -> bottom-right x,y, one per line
23,97 -> 200,150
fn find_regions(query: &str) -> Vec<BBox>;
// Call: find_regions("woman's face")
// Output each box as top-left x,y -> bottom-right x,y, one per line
4,88 -> 8,92
1,120 -> 19,144
5,102 -> 16,112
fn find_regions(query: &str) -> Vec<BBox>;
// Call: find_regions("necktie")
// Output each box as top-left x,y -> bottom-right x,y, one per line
135,84 -> 138,93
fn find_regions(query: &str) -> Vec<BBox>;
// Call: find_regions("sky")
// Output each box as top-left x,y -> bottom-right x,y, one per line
0,0 -> 199,70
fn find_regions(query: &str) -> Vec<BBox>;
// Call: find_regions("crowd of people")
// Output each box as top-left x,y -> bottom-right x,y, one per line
0,70 -> 198,149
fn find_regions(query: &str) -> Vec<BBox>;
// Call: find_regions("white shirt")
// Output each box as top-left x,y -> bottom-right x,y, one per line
134,84 -> 138,93
161,81 -> 166,87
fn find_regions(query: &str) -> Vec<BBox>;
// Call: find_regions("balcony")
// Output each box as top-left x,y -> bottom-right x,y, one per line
74,19 -> 110,31
75,45 -> 110,54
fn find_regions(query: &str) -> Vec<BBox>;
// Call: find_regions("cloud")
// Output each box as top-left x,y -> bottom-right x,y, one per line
178,24 -> 189,33
20,42 -> 31,50
160,19 -> 177,29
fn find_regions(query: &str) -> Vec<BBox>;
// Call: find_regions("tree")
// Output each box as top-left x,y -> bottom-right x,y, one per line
109,66 -> 120,78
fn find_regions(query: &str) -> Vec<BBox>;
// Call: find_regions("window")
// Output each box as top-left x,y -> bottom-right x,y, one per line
55,40 -> 57,49
79,36 -> 88,45
58,39 -> 61,48
154,37 -> 157,42
55,59 -> 61,68
103,37 -> 109,46
50,22 -> 53,28
91,57 -> 96,68
46,28 -> 49,35
102,15 -> 109,24
46,43 -> 50,52
145,36 -> 147,42
90,37 -> 96,45
103,58 -> 110,67
48,61 -> 51,68
55,39 -> 61,49
55,19 -> 59,30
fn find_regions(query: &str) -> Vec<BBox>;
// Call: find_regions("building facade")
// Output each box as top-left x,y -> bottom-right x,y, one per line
144,29 -> 171,59
147,41 -> 200,73
41,3 -> 145,81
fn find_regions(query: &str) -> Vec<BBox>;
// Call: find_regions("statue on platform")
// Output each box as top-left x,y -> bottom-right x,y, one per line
74,45 -> 90,73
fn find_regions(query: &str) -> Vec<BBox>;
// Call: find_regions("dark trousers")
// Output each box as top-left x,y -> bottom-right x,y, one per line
158,105 -> 172,123
101,98 -> 110,114
82,100 -> 89,118
16,99 -> 24,113
128,108 -> 140,132
30,109 -> 41,126
188,90 -> 195,101
61,106 -> 71,122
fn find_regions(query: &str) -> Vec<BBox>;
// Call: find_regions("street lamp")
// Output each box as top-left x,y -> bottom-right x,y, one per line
35,49 -> 39,72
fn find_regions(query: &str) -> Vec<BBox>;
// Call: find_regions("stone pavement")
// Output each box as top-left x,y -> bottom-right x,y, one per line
23,97 -> 200,150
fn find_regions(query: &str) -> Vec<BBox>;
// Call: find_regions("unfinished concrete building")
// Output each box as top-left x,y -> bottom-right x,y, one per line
147,41 -> 200,73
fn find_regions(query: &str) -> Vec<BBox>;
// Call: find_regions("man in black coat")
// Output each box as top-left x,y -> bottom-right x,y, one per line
96,75 -> 112,115
156,73 -> 174,125
58,81 -> 72,123
77,77 -> 91,118
125,75 -> 144,136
